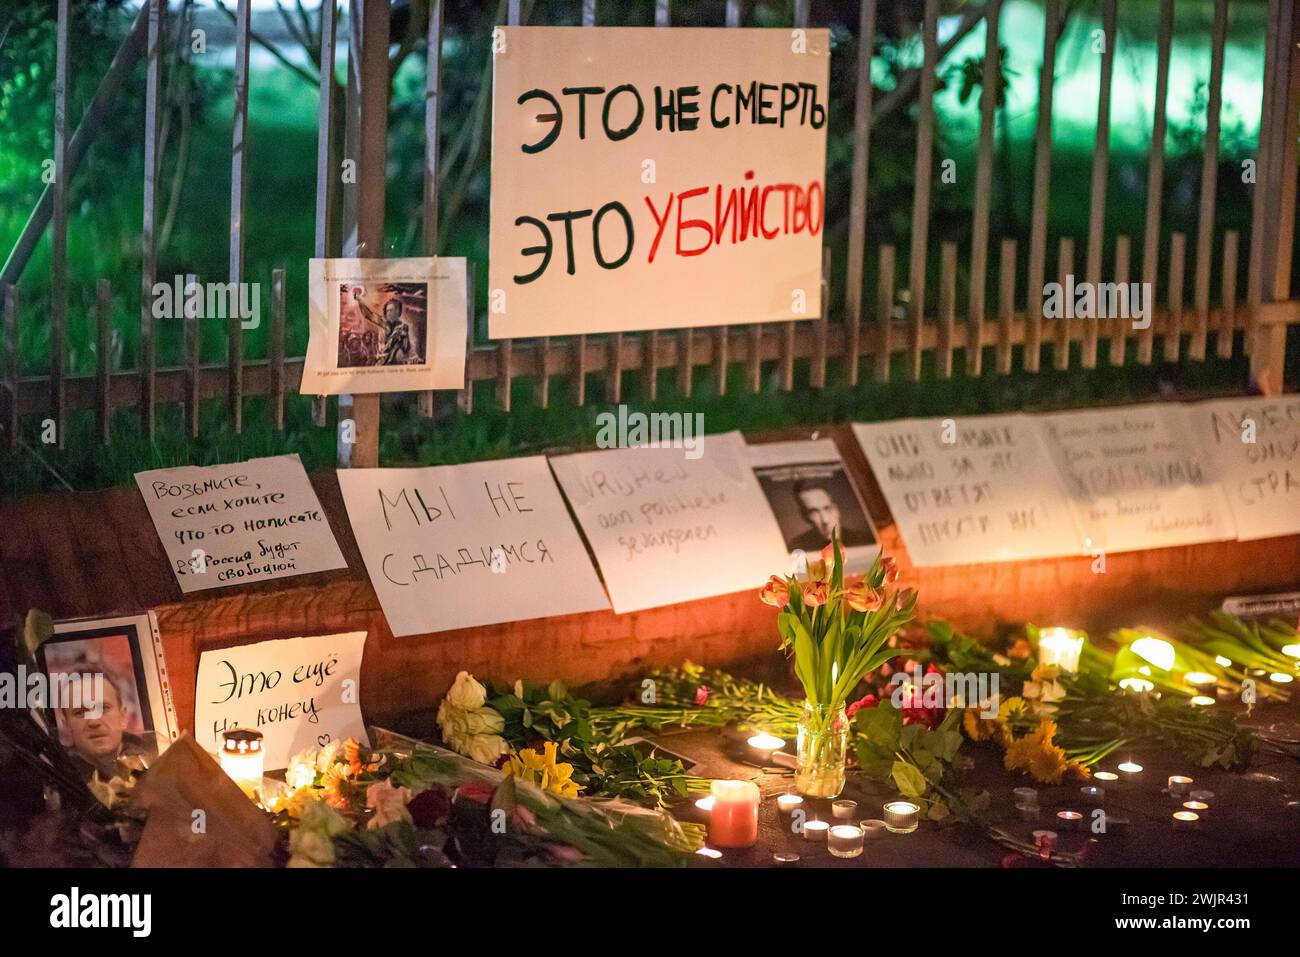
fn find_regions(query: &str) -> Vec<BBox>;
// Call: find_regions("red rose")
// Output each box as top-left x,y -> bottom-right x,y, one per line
695,685 -> 711,706
846,693 -> 879,718
408,787 -> 451,827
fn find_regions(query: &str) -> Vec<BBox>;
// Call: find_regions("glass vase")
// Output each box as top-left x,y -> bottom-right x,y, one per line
795,701 -> 848,798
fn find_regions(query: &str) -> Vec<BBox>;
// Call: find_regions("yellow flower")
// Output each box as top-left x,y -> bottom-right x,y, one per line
502,741 -> 584,798
1003,719 -> 1072,784
962,707 -> 997,742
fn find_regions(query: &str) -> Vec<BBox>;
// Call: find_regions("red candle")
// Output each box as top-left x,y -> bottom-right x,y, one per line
708,780 -> 760,848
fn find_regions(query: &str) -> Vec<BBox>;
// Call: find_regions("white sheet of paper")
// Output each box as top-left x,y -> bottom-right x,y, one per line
549,432 -> 790,613
1185,395 -> 1300,540
134,455 -> 347,593
301,257 -> 467,395
489,27 -> 830,338
1038,404 -> 1236,553
194,631 -> 368,771
337,457 -> 610,637
852,415 -> 1083,566
746,438 -> 879,574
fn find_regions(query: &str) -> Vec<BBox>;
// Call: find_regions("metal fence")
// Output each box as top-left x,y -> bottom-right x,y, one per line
2,0 -> 1298,468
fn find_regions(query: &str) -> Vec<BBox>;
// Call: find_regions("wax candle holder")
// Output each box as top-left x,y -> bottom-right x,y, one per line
707,780 -> 759,848
1038,627 -> 1085,674
1055,810 -> 1083,831
832,799 -> 858,820
776,793 -> 804,815
1172,810 -> 1199,829
1012,786 -> 1038,808
882,800 -> 919,834
1079,784 -> 1105,805
859,819 -> 887,839
220,728 -> 265,802
803,819 -> 830,842
746,733 -> 785,765
1167,775 -> 1193,797
1092,771 -> 1119,784
773,851 -> 800,866
1117,761 -> 1143,775
828,824 -> 865,859
1189,789 -> 1214,803
1182,800 -> 1209,814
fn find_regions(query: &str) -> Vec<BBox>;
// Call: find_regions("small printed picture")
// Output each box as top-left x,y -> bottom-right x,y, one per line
748,439 -> 879,574
337,281 -> 428,368
36,614 -> 177,784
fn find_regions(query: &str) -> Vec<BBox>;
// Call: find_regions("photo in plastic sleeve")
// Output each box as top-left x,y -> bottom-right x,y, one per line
337,281 -> 428,368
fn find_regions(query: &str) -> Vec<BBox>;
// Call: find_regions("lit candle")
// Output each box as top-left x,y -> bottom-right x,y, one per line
707,780 -> 759,848
1080,785 -> 1104,805
803,819 -> 830,842
1269,672 -> 1294,685
746,733 -> 785,764
776,793 -> 804,815
832,799 -> 858,820
1183,671 -> 1217,687
1167,775 -> 1193,796
1038,627 -> 1085,673
859,819 -> 887,839
1093,771 -> 1119,783
1182,800 -> 1209,813
1190,695 -> 1215,707
1172,810 -> 1199,829
1282,644 -> 1300,659
694,795 -> 715,815
1056,810 -> 1083,830
882,800 -> 919,834
828,824 -> 865,859
220,729 -> 265,801
695,846 -> 723,859
1117,761 -> 1143,775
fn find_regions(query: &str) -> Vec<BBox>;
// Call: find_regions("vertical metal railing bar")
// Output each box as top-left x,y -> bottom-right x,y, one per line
907,0 -> 938,381
50,0 -> 70,449
1137,0 -> 1172,366
228,0 -> 251,433
1025,0 -> 1060,374
843,0 -> 876,387
1164,231 -> 1185,363
1054,236 -> 1073,369
140,0 -> 163,441
184,271 -> 200,435
311,0 -> 337,428
1082,0 -> 1116,370
965,0 -> 1000,378
1110,235 -> 1129,367
95,279 -> 111,444
423,0 -> 447,417
1192,0 -> 1227,362
3,285 -> 16,453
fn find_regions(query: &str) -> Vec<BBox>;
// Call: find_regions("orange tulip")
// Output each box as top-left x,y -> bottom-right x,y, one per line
759,575 -> 790,607
802,579 -> 830,607
844,578 -> 884,613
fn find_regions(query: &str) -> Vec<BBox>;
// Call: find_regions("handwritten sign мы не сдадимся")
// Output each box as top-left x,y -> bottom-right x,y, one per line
336,456 -> 609,637
548,431 -> 789,613
1184,394 -> 1300,541
488,27 -> 830,338
195,631 -> 367,771
852,414 -> 1083,567
135,455 -> 347,593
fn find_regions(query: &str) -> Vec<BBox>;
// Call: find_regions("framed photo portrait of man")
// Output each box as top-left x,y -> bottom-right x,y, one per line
748,438 -> 880,575
35,613 -> 179,784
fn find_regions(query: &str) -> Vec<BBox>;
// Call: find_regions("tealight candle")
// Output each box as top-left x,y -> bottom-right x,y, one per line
776,793 -> 804,815
1189,789 -> 1214,803
1038,627 -> 1085,673
1182,800 -> 1209,813
1093,771 -> 1119,783
1080,784 -> 1105,805
882,800 -> 920,834
828,824 -> 865,859
746,733 -> 786,764
1183,671 -> 1217,687
707,780 -> 759,848
1056,810 -> 1083,830
695,846 -> 723,859
220,728 -> 265,801
1117,761 -> 1143,775
1012,786 -> 1038,808
803,819 -> 830,842
773,851 -> 800,866
832,799 -> 858,819
1172,810 -> 1199,829
859,819 -> 887,839
1167,775 -> 1193,796
1269,672 -> 1294,684
1190,695 -> 1216,707
694,795 -> 715,814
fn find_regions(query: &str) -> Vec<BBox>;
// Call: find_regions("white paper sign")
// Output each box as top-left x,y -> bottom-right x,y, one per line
337,457 -> 609,637
135,455 -> 347,593
1186,395 -> 1300,540
489,27 -> 830,338
549,432 -> 789,613
301,256 -> 467,395
852,415 -> 1083,566
195,631 -> 368,771
1039,404 -> 1236,553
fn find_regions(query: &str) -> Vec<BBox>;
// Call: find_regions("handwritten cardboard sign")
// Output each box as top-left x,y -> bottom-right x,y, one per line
549,431 -> 789,613
301,257 -> 467,396
1038,404 -> 1236,553
195,631 -> 367,771
135,455 -> 347,593
852,415 -> 1082,566
1186,395 -> 1300,540
489,26 -> 830,338
337,457 -> 609,637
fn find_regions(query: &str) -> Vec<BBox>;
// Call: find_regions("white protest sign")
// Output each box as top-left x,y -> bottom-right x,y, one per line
488,26 -> 830,338
336,457 -> 609,637
195,631 -> 367,771
549,431 -> 789,613
134,455 -> 347,593
1038,404 -> 1236,553
301,257 -> 467,396
1185,395 -> 1300,541
852,415 -> 1083,566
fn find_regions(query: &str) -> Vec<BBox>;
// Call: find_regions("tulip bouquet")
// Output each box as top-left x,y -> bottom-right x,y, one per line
759,537 -> 917,796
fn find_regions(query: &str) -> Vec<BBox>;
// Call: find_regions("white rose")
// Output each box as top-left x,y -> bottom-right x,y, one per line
288,831 -> 335,868
445,671 -> 487,710
466,733 -> 508,766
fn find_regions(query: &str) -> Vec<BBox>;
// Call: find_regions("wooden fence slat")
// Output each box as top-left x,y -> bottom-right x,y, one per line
1082,0 -> 1117,369
748,323 -> 762,393
95,279 -> 111,445
875,244 -> 895,383
270,268 -> 286,431
715,327 -> 728,396
1218,229 -> 1239,359
844,0 -> 877,386
1163,232 -> 1185,363
643,330 -> 658,402
140,0 -> 162,441
811,247 -> 830,388
574,0 -> 597,407
1054,236 -> 1074,370
5,285 -> 19,452
311,0 -> 337,430
780,321 -> 795,391
1193,0 -> 1227,362
1026,0 -> 1060,374
184,272 -> 200,437
608,333 -> 622,404
1137,0 -> 1173,365
421,0 -> 445,418
228,0 -> 252,433
937,241 -> 957,379
458,262 -> 476,413
996,239 -> 1015,374
907,0 -> 939,380
50,0 -> 70,449
1245,0 -> 1280,361
966,0 -> 1000,378
677,328 -> 694,398
1109,235 -> 1130,366
494,0 -> 523,413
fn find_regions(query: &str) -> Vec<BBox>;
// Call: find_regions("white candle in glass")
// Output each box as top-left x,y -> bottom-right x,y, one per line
746,733 -> 785,764
803,819 -> 830,842
1038,627 -> 1085,673
828,824 -> 865,859
220,729 -> 265,801
1167,775 -> 1193,796
882,800 -> 919,834
776,793 -> 803,814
